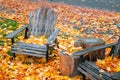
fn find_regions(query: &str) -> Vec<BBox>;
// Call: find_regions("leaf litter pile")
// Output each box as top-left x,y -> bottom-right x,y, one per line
0,0 -> 120,79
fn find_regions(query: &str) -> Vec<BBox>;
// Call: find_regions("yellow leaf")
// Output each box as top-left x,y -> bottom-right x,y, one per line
22,76 -> 31,80
2,47 -> 8,52
115,67 -> 120,72
0,34 -> 3,39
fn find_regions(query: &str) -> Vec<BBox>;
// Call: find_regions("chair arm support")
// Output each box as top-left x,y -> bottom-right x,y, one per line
72,43 -> 116,56
46,28 -> 60,45
111,72 -> 120,80
5,25 -> 28,39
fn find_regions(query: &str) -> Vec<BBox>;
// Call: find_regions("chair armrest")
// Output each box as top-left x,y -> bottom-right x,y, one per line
46,28 -> 60,45
111,72 -> 120,80
72,43 -> 116,56
5,25 -> 28,39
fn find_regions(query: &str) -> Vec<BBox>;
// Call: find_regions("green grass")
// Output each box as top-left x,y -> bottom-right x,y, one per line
0,17 -> 18,29
0,17 -> 18,46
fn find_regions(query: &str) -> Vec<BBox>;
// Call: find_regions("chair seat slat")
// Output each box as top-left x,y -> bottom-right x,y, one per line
11,45 -> 47,52
11,48 -> 46,54
79,62 -> 105,80
16,42 -> 46,49
77,67 -> 97,80
11,50 -> 46,57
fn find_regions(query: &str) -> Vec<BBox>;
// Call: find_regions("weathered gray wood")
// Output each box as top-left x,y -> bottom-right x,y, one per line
77,42 -> 120,80
86,61 -> 111,76
46,28 -> 60,45
29,8 -> 56,38
11,45 -> 47,52
59,50 -> 81,77
76,37 -> 120,80
78,60 -> 116,80
79,63 -> 105,80
11,50 -> 46,57
111,72 -> 120,80
11,47 -> 46,54
85,61 -> 113,80
44,9 -> 56,37
75,38 -> 105,61
78,67 -> 97,80
5,25 -> 28,39
44,8 -> 56,37
82,62 -> 101,75
84,62 -> 113,80
16,42 -> 46,49
78,61 -> 114,80
73,43 -> 116,56
38,8 -> 46,36
74,37 -> 105,48
112,38 -> 120,58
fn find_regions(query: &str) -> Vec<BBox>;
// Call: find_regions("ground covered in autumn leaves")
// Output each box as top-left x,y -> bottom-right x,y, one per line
0,0 -> 120,80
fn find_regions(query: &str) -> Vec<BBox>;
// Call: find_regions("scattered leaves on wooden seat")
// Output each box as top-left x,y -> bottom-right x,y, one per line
96,56 -> 120,73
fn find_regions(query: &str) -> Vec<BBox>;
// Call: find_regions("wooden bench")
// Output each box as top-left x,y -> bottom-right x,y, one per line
73,38 -> 120,80
5,7 -> 60,62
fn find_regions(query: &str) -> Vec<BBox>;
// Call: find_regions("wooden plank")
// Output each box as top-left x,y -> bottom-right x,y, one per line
11,50 -> 46,57
29,8 -> 56,38
28,8 -> 57,38
32,10 -> 38,36
29,11 -> 33,27
34,10 -> 39,36
48,9 -> 55,34
44,8 -> 56,38
16,42 -> 46,49
78,61 -> 113,80
111,72 -> 120,80
83,62 -> 100,74
73,43 -> 116,56
11,45 -> 47,52
11,48 -> 46,54
37,8 -> 44,36
41,8 -> 47,36
85,61 -> 113,80
78,67 -> 97,80
113,38 -> 120,57
5,25 -> 28,39
79,63 -> 105,80
86,61 -> 112,76
83,62 -> 112,80
30,8 -> 41,36
44,9 -> 52,37
46,28 -> 60,45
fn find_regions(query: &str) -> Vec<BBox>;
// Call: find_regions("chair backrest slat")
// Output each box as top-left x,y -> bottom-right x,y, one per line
44,8 -> 55,37
34,9 -> 40,36
29,8 -> 56,38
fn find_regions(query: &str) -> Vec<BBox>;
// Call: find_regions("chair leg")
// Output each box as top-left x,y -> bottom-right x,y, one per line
13,53 -> 16,57
57,43 -> 59,48
24,27 -> 29,39
81,74 -> 86,80
50,49 -> 53,54
46,51 -> 48,62
109,46 -> 115,56
55,39 -> 59,48
46,45 -> 49,62
11,53 -> 16,60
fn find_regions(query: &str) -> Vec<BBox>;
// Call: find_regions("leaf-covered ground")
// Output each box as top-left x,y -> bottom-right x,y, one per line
0,0 -> 120,79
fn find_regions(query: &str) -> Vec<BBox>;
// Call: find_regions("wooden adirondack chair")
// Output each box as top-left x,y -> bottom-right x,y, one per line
73,37 -> 120,80
5,7 -> 60,62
